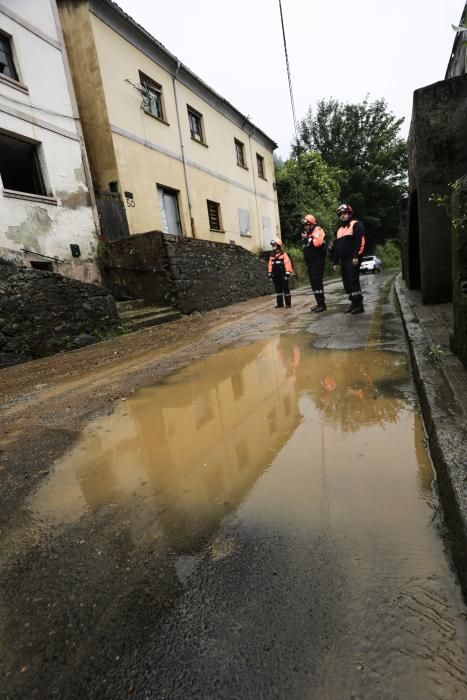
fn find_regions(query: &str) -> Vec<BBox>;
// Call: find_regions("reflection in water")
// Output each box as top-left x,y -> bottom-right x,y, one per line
11,333 -> 467,697
30,339 -> 302,551
30,335 -> 421,543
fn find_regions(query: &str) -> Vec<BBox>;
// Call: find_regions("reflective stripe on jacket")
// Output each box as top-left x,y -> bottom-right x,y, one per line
268,251 -> 293,275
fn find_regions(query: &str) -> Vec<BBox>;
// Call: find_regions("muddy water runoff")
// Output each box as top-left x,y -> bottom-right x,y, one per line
31,333 -> 467,697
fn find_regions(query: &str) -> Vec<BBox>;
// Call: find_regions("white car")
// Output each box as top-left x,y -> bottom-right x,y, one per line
360,255 -> 382,274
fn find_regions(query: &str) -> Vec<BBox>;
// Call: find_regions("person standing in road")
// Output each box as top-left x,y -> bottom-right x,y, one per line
332,203 -> 366,314
268,239 -> 293,308
301,213 -> 327,313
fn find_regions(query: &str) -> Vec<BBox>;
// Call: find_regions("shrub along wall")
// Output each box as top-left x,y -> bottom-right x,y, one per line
0,262 -> 119,368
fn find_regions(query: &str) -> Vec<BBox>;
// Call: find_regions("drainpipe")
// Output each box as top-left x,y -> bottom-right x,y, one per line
247,127 -> 262,250
173,61 -> 195,237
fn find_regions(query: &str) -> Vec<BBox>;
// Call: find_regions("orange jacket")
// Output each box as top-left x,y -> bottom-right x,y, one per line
268,250 -> 293,275
335,219 -> 365,258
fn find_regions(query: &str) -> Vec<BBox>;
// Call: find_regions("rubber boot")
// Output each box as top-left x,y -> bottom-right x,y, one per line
285,294 -> 292,308
351,304 -> 365,314
275,295 -> 284,308
314,302 -> 327,313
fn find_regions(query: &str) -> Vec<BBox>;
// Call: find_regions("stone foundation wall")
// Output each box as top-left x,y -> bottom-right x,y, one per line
164,235 -> 271,313
101,232 -> 271,313
450,176 -> 467,369
0,262 -> 119,368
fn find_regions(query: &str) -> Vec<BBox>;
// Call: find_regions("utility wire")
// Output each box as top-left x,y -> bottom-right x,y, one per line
278,0 -> 299,145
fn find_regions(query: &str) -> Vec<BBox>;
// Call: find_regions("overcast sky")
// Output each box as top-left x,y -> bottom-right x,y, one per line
116,0 -> 464,157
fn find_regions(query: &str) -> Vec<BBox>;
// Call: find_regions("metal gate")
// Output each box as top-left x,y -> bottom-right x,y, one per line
95,192 -> 130,241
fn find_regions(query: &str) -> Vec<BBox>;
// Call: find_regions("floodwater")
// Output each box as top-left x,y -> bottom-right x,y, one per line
27,332 -> 467,697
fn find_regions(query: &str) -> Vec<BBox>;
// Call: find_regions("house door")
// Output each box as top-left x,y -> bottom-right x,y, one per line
158,186 -> 182,235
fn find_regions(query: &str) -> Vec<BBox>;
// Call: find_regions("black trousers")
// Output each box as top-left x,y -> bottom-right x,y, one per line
341,257 -> 363,306
307,259 -> 325,305
272,275 -> 291,307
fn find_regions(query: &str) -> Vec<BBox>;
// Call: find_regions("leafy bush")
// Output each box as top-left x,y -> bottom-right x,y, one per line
374,239 -> 401,269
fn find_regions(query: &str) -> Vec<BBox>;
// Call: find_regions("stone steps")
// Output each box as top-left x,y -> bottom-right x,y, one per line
116,300 -> 182,332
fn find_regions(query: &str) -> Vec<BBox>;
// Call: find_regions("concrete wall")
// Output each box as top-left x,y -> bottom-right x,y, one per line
450,176 -> 467,369
0,260 -> 119,368
0,0 -> 100,283
407,73 -> 467,303
58,0 -> 280,254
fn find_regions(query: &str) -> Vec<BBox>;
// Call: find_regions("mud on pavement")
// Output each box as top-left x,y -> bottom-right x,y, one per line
0,292 -> 309,524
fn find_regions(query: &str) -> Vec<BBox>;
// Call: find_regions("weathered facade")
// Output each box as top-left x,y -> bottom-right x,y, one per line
404,73 -> 467,303
57,0 -> 281,252
0,0 -> 100,283
402,3 -> 467,369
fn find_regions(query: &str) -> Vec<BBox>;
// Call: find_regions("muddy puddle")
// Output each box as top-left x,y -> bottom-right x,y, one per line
25,332 -> 467,697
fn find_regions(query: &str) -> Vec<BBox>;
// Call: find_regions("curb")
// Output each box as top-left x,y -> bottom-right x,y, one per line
395,275 -> 467,596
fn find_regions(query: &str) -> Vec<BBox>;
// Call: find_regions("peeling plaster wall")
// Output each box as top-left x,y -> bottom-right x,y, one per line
0,0 -> 100,283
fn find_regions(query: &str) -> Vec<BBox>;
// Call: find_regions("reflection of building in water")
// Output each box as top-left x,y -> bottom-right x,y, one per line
31,338 -> 301,553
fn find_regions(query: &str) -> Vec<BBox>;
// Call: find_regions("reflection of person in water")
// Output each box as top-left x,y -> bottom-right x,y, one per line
302,351 -> 405,432
277,337 -> 301,379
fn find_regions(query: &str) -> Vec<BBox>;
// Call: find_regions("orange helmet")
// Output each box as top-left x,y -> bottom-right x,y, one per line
302,214 -> 317,225
270,239 -> 283,247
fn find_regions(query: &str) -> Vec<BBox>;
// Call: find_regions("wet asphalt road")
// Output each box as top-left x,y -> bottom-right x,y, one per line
1,272 -> 467,699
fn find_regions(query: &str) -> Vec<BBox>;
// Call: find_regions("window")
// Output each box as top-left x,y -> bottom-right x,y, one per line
0,33 -> 18,81
139,71 -> 165,121
207,200 -> 222,231
235,139 -> 246,168
188,106 -> 205,143
256,153 -> 266,179
0,131 -> 47,196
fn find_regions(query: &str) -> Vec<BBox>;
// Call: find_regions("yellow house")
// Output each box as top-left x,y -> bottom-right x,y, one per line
57,0 -> 281,252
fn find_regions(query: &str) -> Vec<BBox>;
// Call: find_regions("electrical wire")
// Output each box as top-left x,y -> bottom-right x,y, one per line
278,0 -> 299,144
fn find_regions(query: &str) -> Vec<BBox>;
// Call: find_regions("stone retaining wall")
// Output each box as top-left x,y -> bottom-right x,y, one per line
102,232 -> 271,313
0,262 -> 119,368
164,235 -> 271,313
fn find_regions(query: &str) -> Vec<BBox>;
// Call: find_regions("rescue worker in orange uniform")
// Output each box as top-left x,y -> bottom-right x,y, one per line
332,203 -> 366,314
301,213 -> 327,313
268,239 -> 293,308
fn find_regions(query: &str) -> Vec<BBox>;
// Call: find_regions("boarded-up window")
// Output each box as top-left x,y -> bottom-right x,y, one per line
237,208 -> 250,236
207,200 -> 222,231
261,215 -> 272,249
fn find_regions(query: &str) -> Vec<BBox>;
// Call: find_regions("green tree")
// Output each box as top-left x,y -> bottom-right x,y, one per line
275,150 -> 340,244
296,97 -> 408,247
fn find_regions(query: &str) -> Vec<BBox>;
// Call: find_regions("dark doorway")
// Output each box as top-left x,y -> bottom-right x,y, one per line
408,190 -> 421,289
